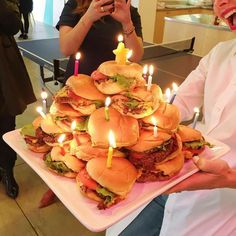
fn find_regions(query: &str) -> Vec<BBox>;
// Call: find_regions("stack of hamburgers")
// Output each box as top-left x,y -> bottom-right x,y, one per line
20,57 -> 210,209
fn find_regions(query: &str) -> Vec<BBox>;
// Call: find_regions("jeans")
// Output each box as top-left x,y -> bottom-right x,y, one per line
119,195 -> 168,236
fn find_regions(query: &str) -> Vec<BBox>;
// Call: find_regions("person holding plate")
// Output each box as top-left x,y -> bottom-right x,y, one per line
107,0 -> 236,235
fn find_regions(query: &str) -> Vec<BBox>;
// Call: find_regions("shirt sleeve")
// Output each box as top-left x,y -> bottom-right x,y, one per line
56,0 -> 80,30
130,6 -> 143,39
173,47 -> 216,121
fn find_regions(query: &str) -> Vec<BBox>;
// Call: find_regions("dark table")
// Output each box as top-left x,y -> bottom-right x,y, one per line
17,37 -> 201,91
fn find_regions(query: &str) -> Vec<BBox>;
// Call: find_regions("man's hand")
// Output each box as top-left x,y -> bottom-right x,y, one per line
165,157 -> 234,194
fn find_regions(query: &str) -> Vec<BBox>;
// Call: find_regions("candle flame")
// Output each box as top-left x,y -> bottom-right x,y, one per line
71,120 -> 77,131
108,130 -> 116,148
127,50 -> 133,60
118,34 -> 123,42
143,65 -> 148,75
105,97 -> 111,107
172,82 -> 178,92
58,134 -> 66,144
194,107 -> 200,113
36,106 -> 46,119
41,91 -> 48,100
149,65 -> 154,76
151,116 -> 157,126
165,88 -> 171,98
75,52 -> 81,60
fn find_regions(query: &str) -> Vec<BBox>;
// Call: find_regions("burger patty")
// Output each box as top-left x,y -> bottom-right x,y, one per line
137,169 -> 172,183
24,127 -> 47,146
43,133 -> 73,144
128,137 -> 178,170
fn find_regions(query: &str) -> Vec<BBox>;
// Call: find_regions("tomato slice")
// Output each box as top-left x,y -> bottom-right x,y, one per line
78,168 -> 99,190
68,89 -> 81,100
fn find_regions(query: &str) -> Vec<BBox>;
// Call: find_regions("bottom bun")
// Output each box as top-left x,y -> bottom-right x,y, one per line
76,175 -> 102,202
27,144 -> 51,153
48,167 -> 78,178
137,151 -> 184,182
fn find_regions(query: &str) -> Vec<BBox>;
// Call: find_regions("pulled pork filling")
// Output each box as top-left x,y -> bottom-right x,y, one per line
128,137 -> 178,171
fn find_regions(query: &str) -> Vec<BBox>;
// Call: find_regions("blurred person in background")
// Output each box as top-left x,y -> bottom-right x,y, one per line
0,0 -> 36,198
18,0 -> 33,39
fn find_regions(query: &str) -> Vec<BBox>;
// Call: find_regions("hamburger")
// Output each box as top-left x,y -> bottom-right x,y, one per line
20,116 -> 51,153
91,60 -> 145,95
44,146 -> 85,178
53,74 -> 106,116
111,84 -> 163,119
127,130 -> 184,182
40,114 -> 73,147
88,107 -> 139,148
70,141 -> 126,161
141,102 -> 180,132
177,125 -> 212,159
76,157 -> 138,209
50,101 -> 89,132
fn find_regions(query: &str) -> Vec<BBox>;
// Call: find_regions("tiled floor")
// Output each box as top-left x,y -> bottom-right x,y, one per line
0,21 -> 105,236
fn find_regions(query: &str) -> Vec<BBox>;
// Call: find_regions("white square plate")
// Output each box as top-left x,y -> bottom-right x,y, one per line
3,130 -> 230,232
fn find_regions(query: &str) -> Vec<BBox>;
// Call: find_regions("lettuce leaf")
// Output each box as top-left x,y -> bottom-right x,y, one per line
20,124 -> 36,137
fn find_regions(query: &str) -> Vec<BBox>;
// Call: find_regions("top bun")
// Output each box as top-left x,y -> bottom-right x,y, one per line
98,60 -> 143,80
88,107 -> 139,147
86,157 -> 137,196
127,129 -> 172,152
142,102 -> 180,131
32,116 -> 43,129
40,114 -> 64,134
177,125 -> 202,142
66,74 -> 106,101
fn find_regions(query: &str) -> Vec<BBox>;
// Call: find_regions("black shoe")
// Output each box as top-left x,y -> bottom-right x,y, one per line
0,168 -> 19,199
22,34 -> 28,40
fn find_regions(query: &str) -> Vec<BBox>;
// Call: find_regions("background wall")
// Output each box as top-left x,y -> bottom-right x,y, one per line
33,0 -> 140,26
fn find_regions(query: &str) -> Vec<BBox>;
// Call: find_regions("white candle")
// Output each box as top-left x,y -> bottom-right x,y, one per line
165,88 -> 171,103
58,134 -> 66,155
106,130 -> 116,168
127,50 -> 133,62
151,116 -> 158,137
36,106 -> 46,119
169,82 -> 178,104
41,91 -> 48,113
147,65 -> 154,91
104,97 -> 111,121
192,107 -> 200,129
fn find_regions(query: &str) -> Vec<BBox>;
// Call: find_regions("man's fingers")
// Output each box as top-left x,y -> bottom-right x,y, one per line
193,157 -> 230,175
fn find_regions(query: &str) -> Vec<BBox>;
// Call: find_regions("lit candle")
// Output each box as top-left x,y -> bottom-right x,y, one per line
143,64 -> 148,80
74,52 -> 81,76
113,35 -> 129,65
104,97 -> 111,121
127,50 -> 133,62
58,134 -> 66,155
106,130 -> 116,168
41,91 -> 48,114
151,116 -> 158,137
169,82 -> 178,104
147,65 -> 154,91
165,88 -> 171,103
36,106 -> 46,119
192,107 -> 200,129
